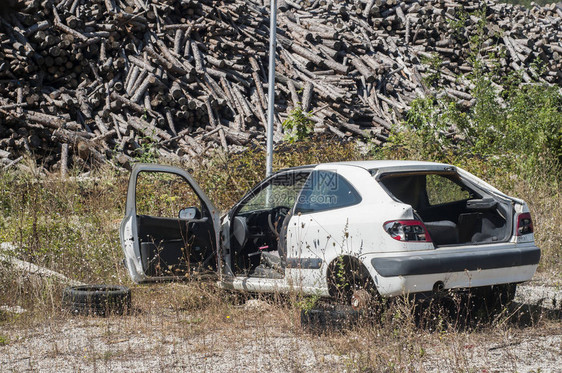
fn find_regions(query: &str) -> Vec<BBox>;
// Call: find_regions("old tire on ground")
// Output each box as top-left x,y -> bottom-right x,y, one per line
62,285 -> 131,316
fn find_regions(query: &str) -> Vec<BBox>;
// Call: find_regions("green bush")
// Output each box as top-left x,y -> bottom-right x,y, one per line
381,7 -> 561,184
282,105 -> 314,143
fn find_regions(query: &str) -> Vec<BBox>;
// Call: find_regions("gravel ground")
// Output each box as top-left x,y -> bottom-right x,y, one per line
0,321 -> 343,372
0,309 -> 342,372
1,279 -> 560,373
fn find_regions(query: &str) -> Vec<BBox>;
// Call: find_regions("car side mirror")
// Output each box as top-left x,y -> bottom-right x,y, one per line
178,207 -> 200,220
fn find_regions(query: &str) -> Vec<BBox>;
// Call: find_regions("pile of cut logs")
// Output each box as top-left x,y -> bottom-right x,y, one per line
0,0 -> 560,171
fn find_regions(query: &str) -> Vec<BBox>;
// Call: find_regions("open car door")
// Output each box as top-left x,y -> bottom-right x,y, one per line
119,164 -> 220,283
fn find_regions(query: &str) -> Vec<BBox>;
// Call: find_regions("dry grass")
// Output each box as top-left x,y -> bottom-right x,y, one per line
0,280 -> 560,372
0,138 -> 560,371
509,178 -> 562,280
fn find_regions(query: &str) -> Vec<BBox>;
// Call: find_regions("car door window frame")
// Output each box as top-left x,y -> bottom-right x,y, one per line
135,170 -> 209,219
121,164 -> 222,282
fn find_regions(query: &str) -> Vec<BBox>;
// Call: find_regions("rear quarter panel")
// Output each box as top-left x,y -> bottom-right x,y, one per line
284,165 -> 433,293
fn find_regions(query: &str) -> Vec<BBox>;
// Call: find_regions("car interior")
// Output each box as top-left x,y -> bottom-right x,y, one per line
229,170 -> 311,278
379,172 -> 513,246
137,213 -> 216,276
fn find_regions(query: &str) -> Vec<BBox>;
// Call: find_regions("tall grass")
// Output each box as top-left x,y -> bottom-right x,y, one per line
0,138 -> 361,319
0,135 -> 559,322
0,138 -> 559,372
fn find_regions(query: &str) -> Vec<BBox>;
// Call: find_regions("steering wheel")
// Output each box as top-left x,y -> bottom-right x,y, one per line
268,206 -> 290,238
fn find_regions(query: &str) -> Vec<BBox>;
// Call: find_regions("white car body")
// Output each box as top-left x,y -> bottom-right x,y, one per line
120,161 -> 540,302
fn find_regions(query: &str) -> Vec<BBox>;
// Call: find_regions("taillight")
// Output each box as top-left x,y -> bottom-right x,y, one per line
516,212 -> 534,236
383,220 -> 432,242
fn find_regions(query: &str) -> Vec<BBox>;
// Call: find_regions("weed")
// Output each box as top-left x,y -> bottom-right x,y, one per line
133,136 -> 160,163
295,294 -> 321,313
334,256 -> 349,293
0,132 -> 559,372
282,105 -> 315,143
447,9 -> 468,42
420,53 -> 443,87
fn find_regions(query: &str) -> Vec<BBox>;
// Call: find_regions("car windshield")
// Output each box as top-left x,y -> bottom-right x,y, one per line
239,171 -> 310,213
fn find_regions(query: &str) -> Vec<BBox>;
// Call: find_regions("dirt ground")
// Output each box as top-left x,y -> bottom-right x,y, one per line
1,276 -> 560,373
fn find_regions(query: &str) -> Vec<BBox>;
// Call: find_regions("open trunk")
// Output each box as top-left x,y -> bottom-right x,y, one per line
379,171 -> 514,247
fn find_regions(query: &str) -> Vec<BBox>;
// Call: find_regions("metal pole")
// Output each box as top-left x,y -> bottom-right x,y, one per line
265,0 -> 277,177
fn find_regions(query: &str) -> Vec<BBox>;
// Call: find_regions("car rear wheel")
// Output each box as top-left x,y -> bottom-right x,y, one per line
327,256 -> 379,311
472,283 -> 517,313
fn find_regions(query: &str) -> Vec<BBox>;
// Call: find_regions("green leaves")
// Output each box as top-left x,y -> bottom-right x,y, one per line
386,5 -> 561,182
282,105 -> 314,143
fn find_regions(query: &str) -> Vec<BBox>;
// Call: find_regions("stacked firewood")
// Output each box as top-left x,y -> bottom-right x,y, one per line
0,0 -> 560,171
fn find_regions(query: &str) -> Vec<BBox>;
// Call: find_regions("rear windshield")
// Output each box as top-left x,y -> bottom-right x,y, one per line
379,172 -> 479,209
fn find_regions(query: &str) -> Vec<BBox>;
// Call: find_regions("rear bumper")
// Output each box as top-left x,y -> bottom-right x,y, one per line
370,244 -> 540,277
363,243 -> 540,297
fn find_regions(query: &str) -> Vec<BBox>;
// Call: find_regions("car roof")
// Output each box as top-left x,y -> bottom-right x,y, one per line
321,160 -> 451,169
274,164 -> 317,174
275,160 -> 454,175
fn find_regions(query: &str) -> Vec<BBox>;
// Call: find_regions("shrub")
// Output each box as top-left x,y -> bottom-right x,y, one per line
282,105 -> 315,143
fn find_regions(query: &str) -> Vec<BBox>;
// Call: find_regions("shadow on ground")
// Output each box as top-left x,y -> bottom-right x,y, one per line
300,291 -> 562,333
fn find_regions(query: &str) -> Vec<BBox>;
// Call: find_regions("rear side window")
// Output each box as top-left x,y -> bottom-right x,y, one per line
295,171 -> 361,214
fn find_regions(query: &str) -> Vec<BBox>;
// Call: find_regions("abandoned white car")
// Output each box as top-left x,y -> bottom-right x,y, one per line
120,160 -> 540,308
